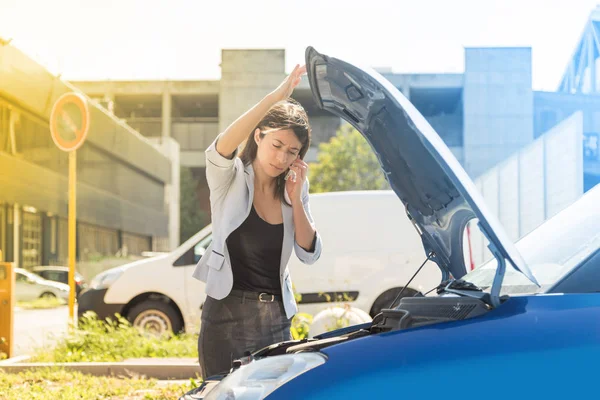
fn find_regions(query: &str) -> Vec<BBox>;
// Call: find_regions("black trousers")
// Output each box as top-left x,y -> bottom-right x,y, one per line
198,289 -> 292,379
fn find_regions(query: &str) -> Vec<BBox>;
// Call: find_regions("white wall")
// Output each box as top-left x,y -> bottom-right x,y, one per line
147,137 -> 181,251
468,111 -> 584,267
463,48 -> 534,178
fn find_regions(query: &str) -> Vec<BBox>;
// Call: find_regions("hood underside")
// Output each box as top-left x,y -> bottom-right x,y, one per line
305,46 -> 537,286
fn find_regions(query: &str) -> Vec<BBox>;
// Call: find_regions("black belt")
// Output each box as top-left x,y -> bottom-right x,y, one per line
229,289 -> 282,302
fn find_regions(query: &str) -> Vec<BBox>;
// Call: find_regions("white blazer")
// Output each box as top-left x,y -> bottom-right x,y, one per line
192,135 -> 323,319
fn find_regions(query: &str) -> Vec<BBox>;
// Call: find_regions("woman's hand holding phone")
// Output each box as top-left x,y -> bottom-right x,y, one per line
285,158 -> 308,205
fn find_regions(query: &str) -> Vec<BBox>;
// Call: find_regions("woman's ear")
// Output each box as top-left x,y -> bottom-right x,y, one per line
254,128 -> 262,145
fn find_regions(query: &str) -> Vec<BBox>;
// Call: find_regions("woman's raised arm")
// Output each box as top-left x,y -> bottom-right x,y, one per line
215,64 -> 306,158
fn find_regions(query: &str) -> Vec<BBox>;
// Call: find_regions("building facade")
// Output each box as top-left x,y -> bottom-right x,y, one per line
72,44 -> 598,215
68,7 -> 600,239
0,43 -> 178,269
5,9 -> 600,270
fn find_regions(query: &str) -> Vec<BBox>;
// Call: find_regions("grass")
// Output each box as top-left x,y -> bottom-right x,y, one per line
6,309 -> 312,398
0,368 -> 199,400
2,313 -> 202,398
17,297 -> 66,310
0,337 -> 7,360
31,312 -> 198,363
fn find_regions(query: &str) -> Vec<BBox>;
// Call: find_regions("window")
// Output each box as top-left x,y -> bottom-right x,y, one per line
22,210 -> 42,268
0,205 -> 5,260
173,233 -> 212,267
550,249 -> 600,293
194,235 -> 212,264
44,270 -> 67,284
584,132 -> 599,161
50,218 -> 57,255
464,187 -> 600,295
0,103 -> 13,154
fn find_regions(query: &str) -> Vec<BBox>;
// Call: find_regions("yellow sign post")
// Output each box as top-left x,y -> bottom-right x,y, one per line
67,150 -> 77,323
49,92 -> 90,324
0,260 -> 15,359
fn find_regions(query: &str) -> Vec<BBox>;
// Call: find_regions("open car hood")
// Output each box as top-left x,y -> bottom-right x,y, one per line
305,47 -> 538,288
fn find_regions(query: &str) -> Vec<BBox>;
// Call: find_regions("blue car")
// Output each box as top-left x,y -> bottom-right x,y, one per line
191,47 -> 600,400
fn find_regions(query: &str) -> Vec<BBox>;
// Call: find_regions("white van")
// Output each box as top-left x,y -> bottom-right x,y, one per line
78,191 -> 441,334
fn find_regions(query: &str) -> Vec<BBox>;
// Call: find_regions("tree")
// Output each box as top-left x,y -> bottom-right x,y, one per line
180,166 -> 207,243
309,124 -> 389,193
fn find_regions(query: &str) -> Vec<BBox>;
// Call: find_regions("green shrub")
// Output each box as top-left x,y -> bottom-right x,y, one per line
31,312 -> 198,362
291,313 -> 313,340
0,337 -> 7,360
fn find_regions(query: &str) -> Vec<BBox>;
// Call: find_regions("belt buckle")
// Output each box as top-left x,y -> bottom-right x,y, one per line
259,293 -> 274,302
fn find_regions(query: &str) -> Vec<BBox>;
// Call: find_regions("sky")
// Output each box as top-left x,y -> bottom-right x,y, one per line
0,0 -> 598,91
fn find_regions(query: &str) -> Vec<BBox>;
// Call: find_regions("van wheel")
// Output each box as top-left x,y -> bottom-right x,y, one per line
40,292 -> 56,299
370,287 -> 418,317
128,301 -> 183,335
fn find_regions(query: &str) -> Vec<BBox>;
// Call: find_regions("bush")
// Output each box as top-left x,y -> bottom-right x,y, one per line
309,125 -> 389,193
291,313 -> 313,340
0,337 -> 7,360
31,312 -> 198,363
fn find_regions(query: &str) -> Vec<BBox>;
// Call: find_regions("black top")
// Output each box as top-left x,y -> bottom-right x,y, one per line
226,205 -> 284,295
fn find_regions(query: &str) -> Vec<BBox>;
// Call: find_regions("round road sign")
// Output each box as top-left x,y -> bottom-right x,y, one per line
50,92 -> 90,152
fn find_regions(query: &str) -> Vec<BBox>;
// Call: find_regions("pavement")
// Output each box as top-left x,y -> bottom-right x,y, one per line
0,356 -> 202,380
13,304 -> 71,356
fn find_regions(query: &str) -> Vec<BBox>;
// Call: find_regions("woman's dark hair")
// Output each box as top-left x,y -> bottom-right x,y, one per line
240,98 -> 311,205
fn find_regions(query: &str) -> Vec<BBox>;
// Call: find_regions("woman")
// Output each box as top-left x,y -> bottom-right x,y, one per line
192,64 -> 322,379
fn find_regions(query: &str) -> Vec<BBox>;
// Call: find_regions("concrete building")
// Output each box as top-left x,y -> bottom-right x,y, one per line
74,47 -> 538,219
72,7 -> 600,224
0,42 -> 178,269
379,46 -> 534,178
71,47 -> 548,201
73,50 -> 340,214
5,7 -> 600,270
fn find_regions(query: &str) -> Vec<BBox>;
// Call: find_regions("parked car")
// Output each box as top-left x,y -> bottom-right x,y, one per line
15,268 -> 70,302
77,190 -> 440,334
186,47 -> 600,399
32,266 -> 87,298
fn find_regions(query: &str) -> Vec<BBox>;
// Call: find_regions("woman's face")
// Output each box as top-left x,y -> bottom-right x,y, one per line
255,128 -> 303,178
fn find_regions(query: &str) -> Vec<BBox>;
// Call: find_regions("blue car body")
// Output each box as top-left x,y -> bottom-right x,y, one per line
194,47 -> 600,400
273,294 -> 600,398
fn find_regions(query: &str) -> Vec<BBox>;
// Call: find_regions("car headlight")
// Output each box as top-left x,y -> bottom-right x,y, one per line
89,269 -> 124,290
206,353 -> 326,400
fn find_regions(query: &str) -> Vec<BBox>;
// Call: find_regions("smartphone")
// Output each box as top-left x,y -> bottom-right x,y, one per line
284,169 -> 296,182
285,156 -> 300,182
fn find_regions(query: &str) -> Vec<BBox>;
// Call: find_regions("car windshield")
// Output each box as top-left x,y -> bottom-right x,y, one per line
463,186 -> 600,295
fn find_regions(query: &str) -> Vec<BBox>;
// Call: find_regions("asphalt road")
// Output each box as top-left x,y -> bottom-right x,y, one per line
12,305 -> 73,357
